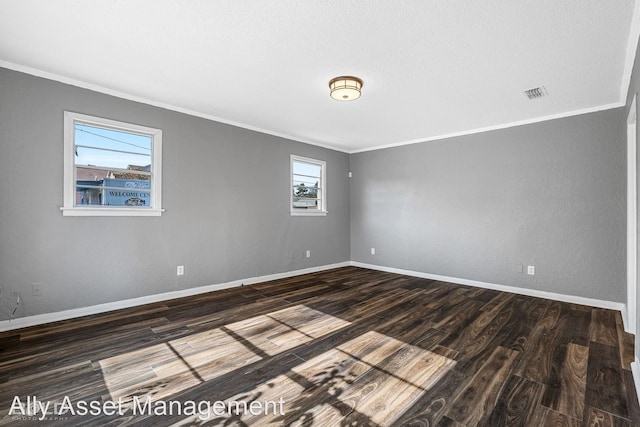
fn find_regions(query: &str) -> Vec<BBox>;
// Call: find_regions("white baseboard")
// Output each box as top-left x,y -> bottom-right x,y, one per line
0,261 -> 351,332
1,260 -> 629,334
350,262 -> 626,314
632,359 -> 640,407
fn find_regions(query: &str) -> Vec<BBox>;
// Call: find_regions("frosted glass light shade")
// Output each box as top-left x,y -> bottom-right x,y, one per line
329,76 -> 363,101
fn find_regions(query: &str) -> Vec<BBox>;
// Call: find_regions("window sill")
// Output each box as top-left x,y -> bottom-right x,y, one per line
61,207 -> 164,217
290,210 -> 328,217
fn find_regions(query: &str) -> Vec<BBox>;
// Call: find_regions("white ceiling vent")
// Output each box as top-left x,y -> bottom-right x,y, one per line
524,86 -> 548,100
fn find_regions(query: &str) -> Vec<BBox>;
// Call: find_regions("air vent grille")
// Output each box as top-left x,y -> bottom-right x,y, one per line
524,86 -> 548,100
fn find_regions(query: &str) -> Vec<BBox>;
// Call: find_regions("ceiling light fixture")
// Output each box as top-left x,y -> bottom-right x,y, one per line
329,76 -> 363,101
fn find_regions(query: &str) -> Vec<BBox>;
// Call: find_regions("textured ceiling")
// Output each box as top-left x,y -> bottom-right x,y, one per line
1,0 -> 639,153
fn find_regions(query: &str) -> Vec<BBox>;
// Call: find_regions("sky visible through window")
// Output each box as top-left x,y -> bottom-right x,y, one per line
292,161 -> 321,188
75,123 -> 152,170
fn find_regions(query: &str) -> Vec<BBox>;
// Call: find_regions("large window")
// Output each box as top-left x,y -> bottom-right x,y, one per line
291,155 -> 326,216
62,112 -> 163,216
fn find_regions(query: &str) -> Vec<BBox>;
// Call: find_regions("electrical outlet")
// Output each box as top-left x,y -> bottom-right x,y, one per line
32,283 -> 42,296
177,265 -> 184,276
306,250 -> 311,258
527,265 -> 535,275
371,247 -> 376,255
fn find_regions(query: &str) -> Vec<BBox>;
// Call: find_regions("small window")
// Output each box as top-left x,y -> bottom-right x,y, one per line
291,155 -> 326,216
62,112 -> 163,216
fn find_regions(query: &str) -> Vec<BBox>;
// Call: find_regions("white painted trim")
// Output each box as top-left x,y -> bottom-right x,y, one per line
622,305 -> 631,334
621,0 -> 640,103
60,207 -> 164,217
632,359 -> 640,407
62,111 -> 163,216
1,260 -> 631,333
0,60 -> 349,154
0,60 -> 625,155
350,262 -> 626,313
290,211 -> 328,217
349,102 -> 624,154
628,94 -> 638,335
0,262 -> 350,332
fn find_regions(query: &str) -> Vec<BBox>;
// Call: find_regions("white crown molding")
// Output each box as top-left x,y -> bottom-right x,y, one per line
349,102 -> 624,154
0,60 -> 349,154
621,0 -> 640,104
0,61 -> 626,155
0,262 -> 350,332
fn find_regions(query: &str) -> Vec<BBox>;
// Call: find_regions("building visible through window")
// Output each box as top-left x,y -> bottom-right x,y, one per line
63,112 -> 163,216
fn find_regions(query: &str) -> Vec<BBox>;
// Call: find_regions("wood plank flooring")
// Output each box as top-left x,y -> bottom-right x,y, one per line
0,266 -> 637,426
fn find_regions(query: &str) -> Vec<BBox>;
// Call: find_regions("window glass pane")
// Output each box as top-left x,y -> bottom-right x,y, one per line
74,123 -> 153,208
75,124 -> 152,169
76,179 -> 151,207
293,161 -> 321,179
292,159 -> 322,210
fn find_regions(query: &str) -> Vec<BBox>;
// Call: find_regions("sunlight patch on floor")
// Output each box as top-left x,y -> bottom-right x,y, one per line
173,330 -> 456,426
99,305 -> 352,405
224,305 -> 352,356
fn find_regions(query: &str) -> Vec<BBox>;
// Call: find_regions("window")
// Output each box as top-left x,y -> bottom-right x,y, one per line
62,112 -> 163,216
291,155 -> 326,215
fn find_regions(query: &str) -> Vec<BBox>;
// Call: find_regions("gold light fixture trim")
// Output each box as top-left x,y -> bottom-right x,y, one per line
329,76 -> 363,101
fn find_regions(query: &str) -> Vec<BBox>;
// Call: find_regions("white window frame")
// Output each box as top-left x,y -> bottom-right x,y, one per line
290,154 -> 327,216
61,111 -> 163,217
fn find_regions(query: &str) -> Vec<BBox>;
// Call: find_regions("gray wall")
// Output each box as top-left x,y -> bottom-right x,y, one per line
0,68 -> 351,318
350,108 -> 626,302
0,65 -> 630,321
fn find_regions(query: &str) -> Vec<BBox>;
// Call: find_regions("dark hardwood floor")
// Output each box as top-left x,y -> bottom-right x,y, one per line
0,266 -> 638,426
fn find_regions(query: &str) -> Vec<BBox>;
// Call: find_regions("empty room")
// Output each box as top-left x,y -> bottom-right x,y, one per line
2,1 -> 640,425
